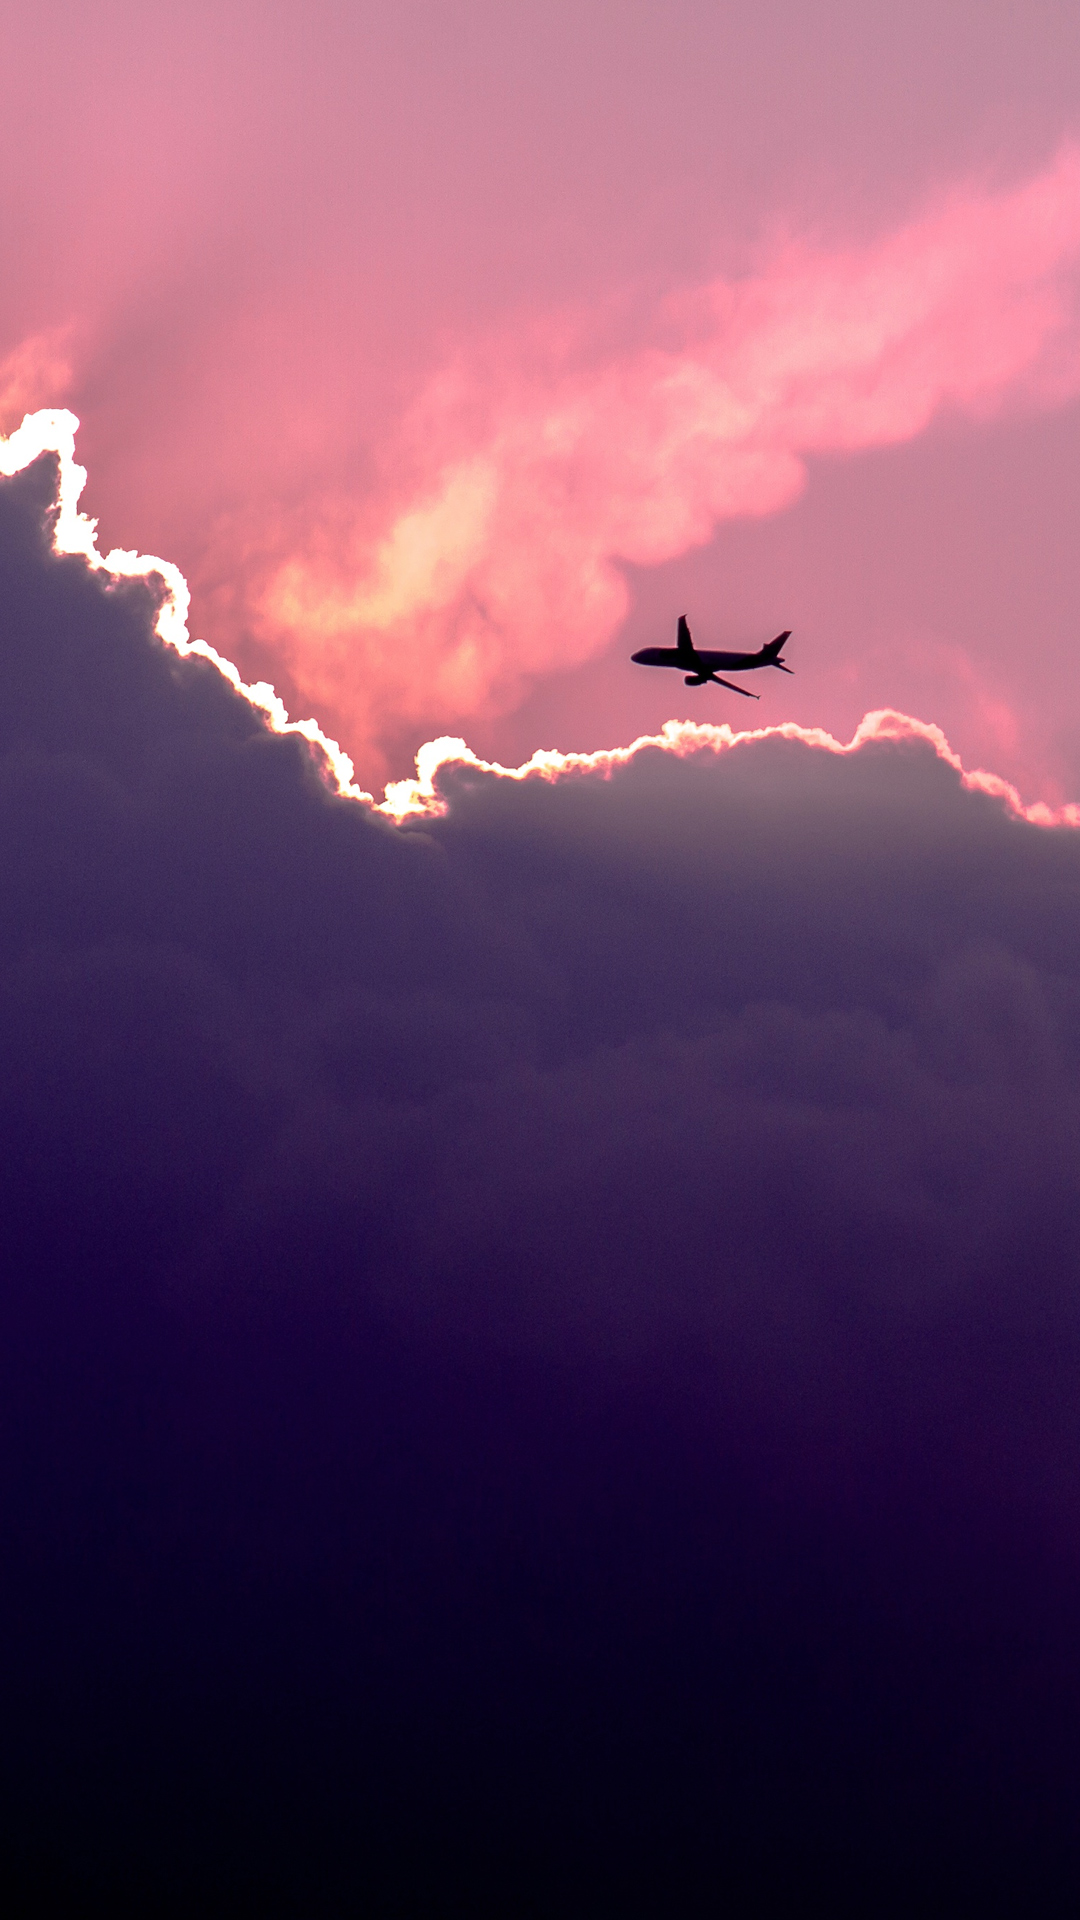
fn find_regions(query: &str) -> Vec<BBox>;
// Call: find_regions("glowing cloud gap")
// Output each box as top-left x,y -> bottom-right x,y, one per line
0,409 -> 372,802
3,408 -> 1079,835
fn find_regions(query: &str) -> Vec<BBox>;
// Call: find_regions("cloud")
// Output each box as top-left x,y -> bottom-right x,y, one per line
381,707 -> 1080,827
242,147 -> 1080,765
6,440 -> 1080,1905
0,329 -> 71,432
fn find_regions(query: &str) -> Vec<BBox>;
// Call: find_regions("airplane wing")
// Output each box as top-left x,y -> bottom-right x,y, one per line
710,674 -> 759,698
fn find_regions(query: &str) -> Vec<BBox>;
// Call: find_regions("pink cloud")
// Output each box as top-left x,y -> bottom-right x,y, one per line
241,147 -> 1080,773
0,330 -> 72,434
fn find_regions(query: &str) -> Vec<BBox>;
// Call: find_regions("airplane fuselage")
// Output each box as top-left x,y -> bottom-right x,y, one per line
631,646 -> 770,672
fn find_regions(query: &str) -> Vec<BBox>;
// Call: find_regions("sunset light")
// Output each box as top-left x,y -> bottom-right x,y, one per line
6,4 -> 1080,1910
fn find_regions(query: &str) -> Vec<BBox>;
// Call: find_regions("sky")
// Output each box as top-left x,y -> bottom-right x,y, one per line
6,2 -> 1080,1910
4,0 -> 1080,792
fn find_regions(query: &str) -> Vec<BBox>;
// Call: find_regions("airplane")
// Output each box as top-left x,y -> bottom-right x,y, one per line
631,616 -> 793,697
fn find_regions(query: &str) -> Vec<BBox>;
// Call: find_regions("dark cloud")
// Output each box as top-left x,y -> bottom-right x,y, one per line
4,452 -> 1080,1912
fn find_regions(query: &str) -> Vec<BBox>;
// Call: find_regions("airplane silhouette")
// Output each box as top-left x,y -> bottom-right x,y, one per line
631,616 -> 793,697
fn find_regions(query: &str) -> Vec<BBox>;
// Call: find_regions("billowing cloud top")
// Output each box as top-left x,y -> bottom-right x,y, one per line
4,440 -> 1080,1908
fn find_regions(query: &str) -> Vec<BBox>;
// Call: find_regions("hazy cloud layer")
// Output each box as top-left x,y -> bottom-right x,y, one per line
4,450 -> 1080,1906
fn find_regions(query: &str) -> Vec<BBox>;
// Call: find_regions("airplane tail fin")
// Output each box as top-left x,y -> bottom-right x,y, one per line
763,629 -> 793,671
677,615 -> 694,659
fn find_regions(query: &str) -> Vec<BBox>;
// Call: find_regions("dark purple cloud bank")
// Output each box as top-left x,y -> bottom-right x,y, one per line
4,453 -> 1080,1913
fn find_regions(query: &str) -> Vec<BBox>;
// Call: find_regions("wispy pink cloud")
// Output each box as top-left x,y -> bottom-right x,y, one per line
0,330 -> 72,433
241,147 -> 1080,771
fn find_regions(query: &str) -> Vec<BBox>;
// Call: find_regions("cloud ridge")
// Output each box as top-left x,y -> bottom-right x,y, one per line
6,406 -> 1080,835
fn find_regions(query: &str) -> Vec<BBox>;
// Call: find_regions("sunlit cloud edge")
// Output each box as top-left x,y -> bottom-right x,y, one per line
5,407 -> 1078,835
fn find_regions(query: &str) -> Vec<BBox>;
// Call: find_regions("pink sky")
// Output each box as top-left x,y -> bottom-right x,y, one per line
5,1 -> 1080,794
